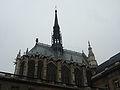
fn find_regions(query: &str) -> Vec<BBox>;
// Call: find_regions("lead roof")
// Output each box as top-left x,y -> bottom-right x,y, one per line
28,42 -> 88,65
96,52 -> 120,74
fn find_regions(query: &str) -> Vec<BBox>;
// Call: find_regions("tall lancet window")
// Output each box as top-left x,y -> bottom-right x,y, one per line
74,68 -> 82,87
19,61 -> 25,76
46,62 -> 57,82
37,60 -> 43,79
27,60 -> 35,78
61,65 -> 70,84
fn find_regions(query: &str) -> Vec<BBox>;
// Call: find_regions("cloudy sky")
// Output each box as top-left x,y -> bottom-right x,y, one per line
0,0 -> 120,73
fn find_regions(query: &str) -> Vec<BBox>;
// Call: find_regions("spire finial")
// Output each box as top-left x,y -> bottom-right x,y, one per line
18,49 -> 21,55
36,38 -> 38,45
88,41 -> 92,50
88,41 -> 91,47
17,49 -> 21,58
88,41 -> 95,57
26,48 -> 29,55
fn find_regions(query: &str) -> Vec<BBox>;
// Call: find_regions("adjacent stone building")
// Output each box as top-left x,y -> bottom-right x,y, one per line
92,52 -> 120,90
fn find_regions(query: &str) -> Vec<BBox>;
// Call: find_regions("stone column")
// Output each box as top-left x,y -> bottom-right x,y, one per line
34,59 -> 38,78
56,61 -> 61,83
70,63 -> 75,85
23,57 -> 28,77
42,58 -> 47,80
82,65 -> 88,87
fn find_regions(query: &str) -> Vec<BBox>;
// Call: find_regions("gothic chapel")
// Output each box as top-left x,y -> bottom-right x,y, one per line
14,10 -> 98,90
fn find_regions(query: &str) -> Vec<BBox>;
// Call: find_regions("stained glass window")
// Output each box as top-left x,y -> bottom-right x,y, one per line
19,61 -> 25,76
27,60 -> 35,78
61,65 -> 70,84
74,68 -> 82,87
46,62 -> 57,82
37,61 -> 43,79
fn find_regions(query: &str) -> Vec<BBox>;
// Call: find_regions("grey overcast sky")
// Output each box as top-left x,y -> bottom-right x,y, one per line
0,0 -> 120,73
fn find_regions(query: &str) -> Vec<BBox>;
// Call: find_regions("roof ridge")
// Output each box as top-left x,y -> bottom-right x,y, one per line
37,42 -> 82,55
109,52 -> 120,59
38,42 -> 51,47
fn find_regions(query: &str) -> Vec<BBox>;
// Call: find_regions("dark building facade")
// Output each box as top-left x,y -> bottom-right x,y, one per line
0,9 -> 120,90
13,9 -> 98,90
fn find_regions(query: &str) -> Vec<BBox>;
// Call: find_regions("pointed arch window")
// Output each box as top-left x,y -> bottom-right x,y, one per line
74,68 -> 82,87
37,60 -> 43,79
27,60 -> 35,78
61,65 -> 70,85
19,61 -> 25,76
46,62 -> 57,82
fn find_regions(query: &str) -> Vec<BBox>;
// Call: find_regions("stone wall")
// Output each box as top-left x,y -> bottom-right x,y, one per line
15,54 -> 91,87
92,63 -> 120,90
0,78 -> 91,90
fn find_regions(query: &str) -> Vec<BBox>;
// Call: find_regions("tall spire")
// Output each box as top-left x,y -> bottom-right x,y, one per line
51,9 -> 63,53
88,41 -> 94,56
87,41 -> 98,68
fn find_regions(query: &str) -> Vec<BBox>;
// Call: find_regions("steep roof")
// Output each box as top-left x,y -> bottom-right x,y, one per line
96,52 -> 120,74
28,42 -> 88,65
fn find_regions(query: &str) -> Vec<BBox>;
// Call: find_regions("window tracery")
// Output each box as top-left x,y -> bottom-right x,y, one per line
74,68 -> 82,87
27,60 -> 35,78
37,60 -> 43,79
46,62 -> 57,82
19,61 -> 25,75
61,65 -> 70,84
